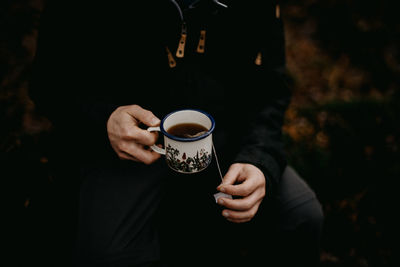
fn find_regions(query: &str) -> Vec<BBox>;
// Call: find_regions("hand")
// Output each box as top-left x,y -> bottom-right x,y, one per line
216,163 -> 266,223
107,104 -> 161,164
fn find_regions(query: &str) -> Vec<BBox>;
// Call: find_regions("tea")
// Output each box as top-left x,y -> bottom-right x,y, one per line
167,123 -> 208,138
147,109 -> 215,173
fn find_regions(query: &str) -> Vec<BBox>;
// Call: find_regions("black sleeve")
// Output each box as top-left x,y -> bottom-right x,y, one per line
232,1 -> 291,194
29,1 -> 118,158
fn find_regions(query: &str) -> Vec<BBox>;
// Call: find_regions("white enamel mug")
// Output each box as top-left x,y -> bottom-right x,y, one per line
147,109 -> 215,174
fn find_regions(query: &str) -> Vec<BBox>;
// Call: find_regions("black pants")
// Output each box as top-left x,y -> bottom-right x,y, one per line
157,165 -> 324,267
76,161 -> 323,267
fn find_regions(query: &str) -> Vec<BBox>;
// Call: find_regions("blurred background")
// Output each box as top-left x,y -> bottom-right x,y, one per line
1,0 -> 398,266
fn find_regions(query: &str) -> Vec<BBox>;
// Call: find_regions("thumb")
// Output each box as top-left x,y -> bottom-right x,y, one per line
126,105 -> 160,126
217,164 -> 241,191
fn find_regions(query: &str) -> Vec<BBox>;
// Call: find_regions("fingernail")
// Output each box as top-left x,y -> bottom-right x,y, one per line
218,198 -> 224,205
222,211 -> 229,217
219,187 -> 226,193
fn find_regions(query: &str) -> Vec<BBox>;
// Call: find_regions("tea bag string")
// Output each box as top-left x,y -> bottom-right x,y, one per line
182,131 -> 231,202
212,142 -> 223,182
212,139 -> 233,202
182,130 -> 223,180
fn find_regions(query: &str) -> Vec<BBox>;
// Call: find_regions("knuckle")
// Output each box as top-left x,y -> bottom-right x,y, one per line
143,159 -> 152,165
127,104 -> 141,116
137,132 -> 154,146
131,104 -> 140,111
145,133 -> 157,146
260,188 -> 266,198
144,110 -> 154,120
139,130 -> 153,144
151,132 -> 159,143
116,143 -> 125,151
258,176 -> 266,187
227,211 -> 237,220
143,155 -> 157,165
117,142 -> 126,151
230,163 -> 242,171
249,209 -> 257,218
249,205 -> 259,218
121,128 -> 134,139
143,155 -> 154,165
115,106 -> 124,113
223,199 -> 234,209
242,200 -> 252,211
117,152 -> 127,160
242,186 -> 252,196
140,153 -> 153,165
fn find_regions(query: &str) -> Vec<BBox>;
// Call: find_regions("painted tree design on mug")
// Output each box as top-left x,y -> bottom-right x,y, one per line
166,144 -> 212,173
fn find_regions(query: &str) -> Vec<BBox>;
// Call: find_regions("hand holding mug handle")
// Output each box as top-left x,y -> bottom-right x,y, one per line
147,127 -> 166,155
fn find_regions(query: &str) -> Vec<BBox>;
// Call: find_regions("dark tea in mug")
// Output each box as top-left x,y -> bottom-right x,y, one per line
147,109 -> 215,173
167,123 -> 209,138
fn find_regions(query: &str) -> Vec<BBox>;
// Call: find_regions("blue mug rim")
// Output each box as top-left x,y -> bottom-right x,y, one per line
160,109 -> 215,142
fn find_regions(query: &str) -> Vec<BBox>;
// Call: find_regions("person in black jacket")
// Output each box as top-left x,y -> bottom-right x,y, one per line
29,0 -> 323,266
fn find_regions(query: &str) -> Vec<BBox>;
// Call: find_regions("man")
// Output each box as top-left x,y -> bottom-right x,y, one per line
30,0 -> 323,266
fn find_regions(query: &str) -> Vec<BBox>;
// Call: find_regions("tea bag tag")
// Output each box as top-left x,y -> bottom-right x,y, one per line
213,192 -> 232,203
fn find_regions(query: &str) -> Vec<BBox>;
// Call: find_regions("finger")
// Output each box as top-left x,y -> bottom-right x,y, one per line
134,148 -> 161,165
221,200 -> 261,221
131,126 -> 159,146
217,189 -> 263,211
116,123 -> 158,147
219,177 -> 257,197
126,105 -> 160,127
118,151 -> 140,162
120,142 -> 161,164
217,164 -> 241,192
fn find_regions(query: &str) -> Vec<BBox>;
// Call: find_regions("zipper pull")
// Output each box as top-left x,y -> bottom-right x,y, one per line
196,30 -> 206,54
166,46 -> 176,68
275,4 -> 280,19
255,52 -> 262,66
176,23 -> 187,58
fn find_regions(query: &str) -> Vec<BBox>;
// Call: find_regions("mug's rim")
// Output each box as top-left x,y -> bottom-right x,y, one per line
160,109 -> 215,142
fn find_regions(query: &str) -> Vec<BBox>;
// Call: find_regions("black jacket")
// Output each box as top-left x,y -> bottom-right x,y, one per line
30,0 -> 291,195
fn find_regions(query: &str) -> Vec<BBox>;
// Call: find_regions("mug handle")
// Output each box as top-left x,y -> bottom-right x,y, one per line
147,126 -> 166,155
